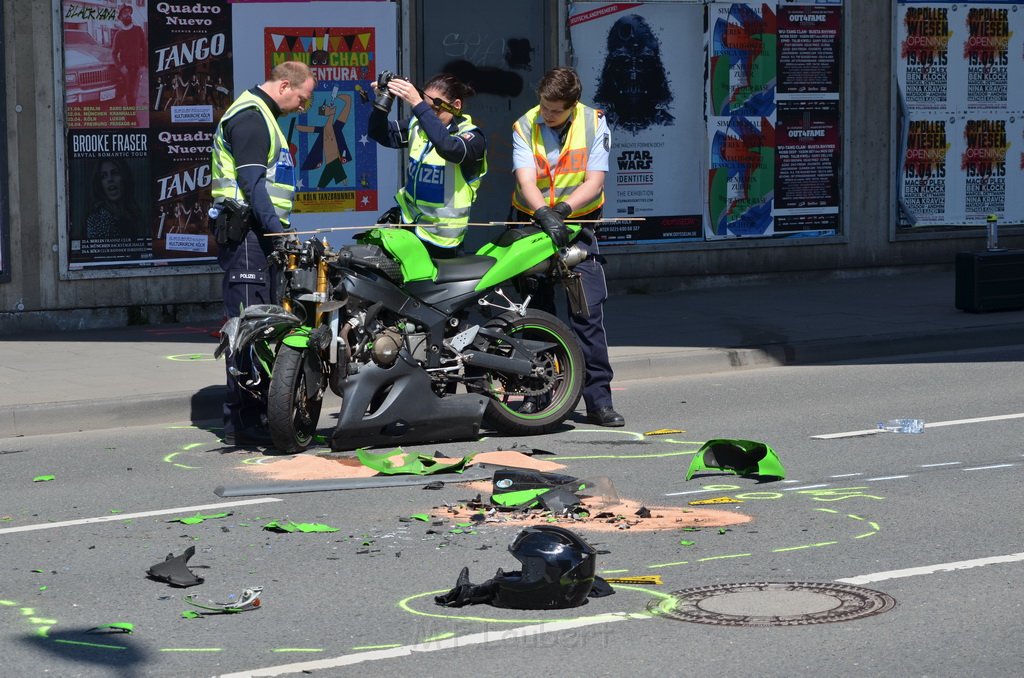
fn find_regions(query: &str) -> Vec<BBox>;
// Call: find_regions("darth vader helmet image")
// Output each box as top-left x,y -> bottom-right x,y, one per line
594,13 -> 675,134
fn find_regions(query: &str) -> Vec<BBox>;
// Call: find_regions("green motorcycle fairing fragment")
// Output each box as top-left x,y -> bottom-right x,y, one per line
87,623 -> 134,634
356,447 -> 475,476
490,487 -> 550,509
366,228 -> 437,281
281,328 -> 313,349
263,521 -> 338,533
170,512 -> 232,525
33,475 -> 55,482
685,439 -> 786,481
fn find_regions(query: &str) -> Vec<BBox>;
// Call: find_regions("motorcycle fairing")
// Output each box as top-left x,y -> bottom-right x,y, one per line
363,228 -> 437,282
473,223 -> 583,291
330,350 -> 487,451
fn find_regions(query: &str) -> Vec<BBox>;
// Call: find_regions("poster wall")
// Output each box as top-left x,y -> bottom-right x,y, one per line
705,1 -> 842,240
896,1 -> 1022,227
59,0 -> 397,273
62,0 -> 230,270
230,1 -> 399,240
569,2 -> 706,245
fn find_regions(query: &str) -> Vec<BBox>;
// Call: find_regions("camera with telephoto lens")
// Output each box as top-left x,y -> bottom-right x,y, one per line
374,70 -> 409,113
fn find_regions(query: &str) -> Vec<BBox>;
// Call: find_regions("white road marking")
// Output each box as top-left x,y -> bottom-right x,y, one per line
829,473 -> 863,478
812,429 -> 882,439
0,498 -> 282,535
920,462 -> 961,468
963,463 -> 1016,471
783,484 -> 831,491
218,613 -> 651,678
813,412 -> 1024,439
223,548 -> 1024,677
837,552 -> 1024,585
863,475 -> 909,481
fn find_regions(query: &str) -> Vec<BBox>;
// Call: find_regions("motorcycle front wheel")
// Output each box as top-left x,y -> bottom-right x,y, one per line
473,310 -> 584,435
267,346 -> 323,454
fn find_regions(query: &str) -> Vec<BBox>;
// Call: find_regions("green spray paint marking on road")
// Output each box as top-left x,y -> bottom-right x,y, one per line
272,648 -> 324,653
772,541 -> 839,553
422,632 -> 456,642
398,585 -> 665,625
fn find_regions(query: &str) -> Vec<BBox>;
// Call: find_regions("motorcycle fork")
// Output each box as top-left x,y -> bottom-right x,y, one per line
281,252 -> 299,314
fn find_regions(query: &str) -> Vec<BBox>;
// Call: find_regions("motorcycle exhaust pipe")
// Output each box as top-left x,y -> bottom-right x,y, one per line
461,349 -> 534,376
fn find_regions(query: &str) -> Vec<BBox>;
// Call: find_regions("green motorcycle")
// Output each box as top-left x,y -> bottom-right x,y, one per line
219,222 -> 590,453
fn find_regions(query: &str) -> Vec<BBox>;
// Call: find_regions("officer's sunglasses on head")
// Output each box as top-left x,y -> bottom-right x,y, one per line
422,91 -> 458,116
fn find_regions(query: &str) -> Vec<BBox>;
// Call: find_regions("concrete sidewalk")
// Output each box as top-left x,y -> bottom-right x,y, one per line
2,267 -> 1023,438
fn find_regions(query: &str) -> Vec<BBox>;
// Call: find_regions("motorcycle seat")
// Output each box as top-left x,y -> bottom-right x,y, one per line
433,255 -> 497,283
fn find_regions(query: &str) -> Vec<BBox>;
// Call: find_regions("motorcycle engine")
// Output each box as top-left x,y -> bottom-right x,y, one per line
371,327 -> 403,367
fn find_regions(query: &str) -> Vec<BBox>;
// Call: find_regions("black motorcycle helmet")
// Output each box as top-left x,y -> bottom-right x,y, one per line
491,525 -> 598,609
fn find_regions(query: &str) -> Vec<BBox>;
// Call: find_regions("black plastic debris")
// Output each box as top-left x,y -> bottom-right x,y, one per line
146,545 -> 204,588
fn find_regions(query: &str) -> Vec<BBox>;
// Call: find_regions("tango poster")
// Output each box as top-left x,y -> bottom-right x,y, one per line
62,0 -> 232,269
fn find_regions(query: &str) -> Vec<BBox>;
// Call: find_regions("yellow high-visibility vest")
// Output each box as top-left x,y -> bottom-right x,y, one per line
511,102 -> 604,217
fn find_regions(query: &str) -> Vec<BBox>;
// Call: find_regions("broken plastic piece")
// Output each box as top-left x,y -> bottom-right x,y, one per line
87,623 -> 134,634
146,545 -> 204,588
170,512 -> 232,525
644,428 -> 684,436
356,447 -> 474,476
181,610 -> 202,619
263,521 -> 338,533
537,486 -> 583,514
185,586 -> 263,614
32,475 -> 55,482
88,621 -> 128,633
603,575 -> 663,585
685,439 -> 786,481
688,496 -> 743,505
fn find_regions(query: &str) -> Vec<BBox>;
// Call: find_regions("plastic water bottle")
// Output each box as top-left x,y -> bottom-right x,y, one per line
877,419 -> 925,434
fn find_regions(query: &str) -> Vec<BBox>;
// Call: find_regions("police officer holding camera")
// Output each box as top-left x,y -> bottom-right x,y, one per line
210,61 -> 315,446
368,71 -> 487,258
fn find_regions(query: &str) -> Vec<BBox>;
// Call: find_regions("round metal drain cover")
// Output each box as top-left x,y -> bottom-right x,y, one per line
648,582 -> 896,627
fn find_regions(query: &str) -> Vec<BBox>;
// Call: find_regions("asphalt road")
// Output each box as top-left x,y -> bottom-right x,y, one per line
2,346 -> 1023,677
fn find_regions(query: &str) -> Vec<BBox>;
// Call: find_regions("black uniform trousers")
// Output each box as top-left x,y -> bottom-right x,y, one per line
514,212 -> 615,412
218,229 -> 279,434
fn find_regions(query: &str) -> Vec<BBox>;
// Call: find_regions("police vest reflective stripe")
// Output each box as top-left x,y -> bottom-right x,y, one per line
511,102 -> 604,218
211,90 -> 295,224
395,113 -> 486,248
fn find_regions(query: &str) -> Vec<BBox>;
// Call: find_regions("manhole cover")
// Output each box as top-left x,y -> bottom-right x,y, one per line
647,582 -> 896,626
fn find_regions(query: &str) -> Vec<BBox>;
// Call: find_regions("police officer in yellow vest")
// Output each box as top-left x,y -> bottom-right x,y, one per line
511,67 -> 624,427
369,73 -> 487,258
210,61 -> 315,447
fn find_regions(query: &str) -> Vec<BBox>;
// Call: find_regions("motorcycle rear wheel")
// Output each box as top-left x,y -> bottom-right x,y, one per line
267,346 -> 323,454
475,310 -> 583,435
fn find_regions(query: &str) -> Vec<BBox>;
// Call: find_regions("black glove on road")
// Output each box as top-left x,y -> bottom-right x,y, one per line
533,206 -> 569,249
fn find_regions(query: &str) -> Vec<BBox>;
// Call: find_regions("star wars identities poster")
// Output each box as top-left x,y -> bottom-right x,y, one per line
62,0 -> 231,270
569,2 -> 705,245
896,1 -> 1024,226
231,2 -> 398,238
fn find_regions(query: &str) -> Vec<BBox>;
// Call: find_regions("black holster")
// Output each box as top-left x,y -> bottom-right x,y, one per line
214,199 -> 252,246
